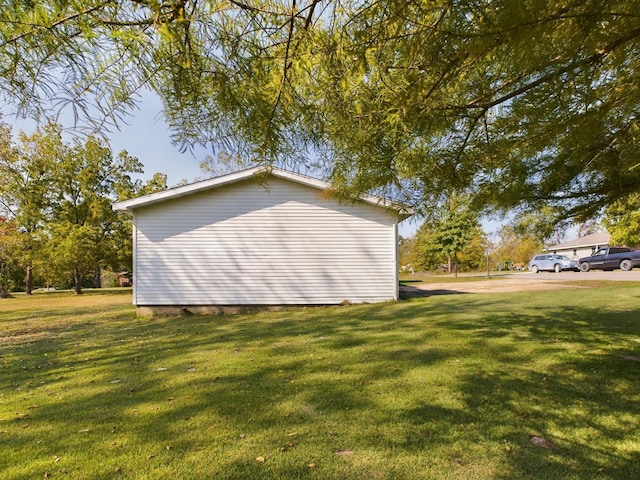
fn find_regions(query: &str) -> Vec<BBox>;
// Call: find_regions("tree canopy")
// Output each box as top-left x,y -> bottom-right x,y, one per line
0,122 -> 166,293
1,1 -> 639,221
603,194 -> 640,245
405,197 -> 487,273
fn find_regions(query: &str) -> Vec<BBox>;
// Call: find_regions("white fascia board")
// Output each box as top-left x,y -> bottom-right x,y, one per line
112,166 -> 265,213
112,165 -> 413,219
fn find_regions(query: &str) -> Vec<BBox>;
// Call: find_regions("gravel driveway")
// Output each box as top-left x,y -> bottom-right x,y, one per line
400,270 -> 640,297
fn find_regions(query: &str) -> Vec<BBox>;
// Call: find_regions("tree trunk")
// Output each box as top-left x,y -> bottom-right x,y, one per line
453,255 -> 458,278
486,249 -> 491,278
73,266 -> 83,294
94,266 -> 102,288
25,264 -> 33,295
0,262 -> 10,298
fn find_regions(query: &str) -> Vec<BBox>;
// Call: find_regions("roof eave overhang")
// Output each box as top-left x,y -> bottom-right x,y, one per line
112,166 -> 414,220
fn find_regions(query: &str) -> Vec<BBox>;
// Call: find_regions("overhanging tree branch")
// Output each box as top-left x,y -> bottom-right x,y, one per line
461,26 -> 640,112
0,3 -> 111,49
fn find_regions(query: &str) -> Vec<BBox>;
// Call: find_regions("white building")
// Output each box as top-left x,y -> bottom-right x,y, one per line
113,167 -> 412,314
546,232 -> 611,260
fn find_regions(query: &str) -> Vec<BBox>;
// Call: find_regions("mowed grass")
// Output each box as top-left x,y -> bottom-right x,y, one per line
1,286 -> 640,480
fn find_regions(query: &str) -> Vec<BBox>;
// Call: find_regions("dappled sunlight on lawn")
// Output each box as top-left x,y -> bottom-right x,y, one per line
1,287 -> 639,479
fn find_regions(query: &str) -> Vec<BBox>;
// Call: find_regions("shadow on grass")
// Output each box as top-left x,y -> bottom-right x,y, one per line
400,284 -> 471,298
2,288 -> 639,479
11,287 -> 134,298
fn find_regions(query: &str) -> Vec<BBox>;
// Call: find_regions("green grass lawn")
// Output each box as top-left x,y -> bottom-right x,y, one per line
1,286 -> 639,479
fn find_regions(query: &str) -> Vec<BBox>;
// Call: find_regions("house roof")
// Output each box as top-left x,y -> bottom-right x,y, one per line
546,232 -> 611,250
112,166 -> 413,219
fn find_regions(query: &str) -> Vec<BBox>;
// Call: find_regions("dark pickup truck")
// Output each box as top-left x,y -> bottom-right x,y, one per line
579,247 -> 640,272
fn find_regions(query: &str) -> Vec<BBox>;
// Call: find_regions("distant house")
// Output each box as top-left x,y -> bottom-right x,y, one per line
113,167 -> 412,314
546,232 -> 611,259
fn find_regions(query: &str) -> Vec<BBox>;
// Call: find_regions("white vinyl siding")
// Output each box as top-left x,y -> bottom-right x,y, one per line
133,178 -> 398,305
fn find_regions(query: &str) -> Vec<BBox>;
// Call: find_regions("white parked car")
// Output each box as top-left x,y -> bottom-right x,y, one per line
528,254 -> 579,273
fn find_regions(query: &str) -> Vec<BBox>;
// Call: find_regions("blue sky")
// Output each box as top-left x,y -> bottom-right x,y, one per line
106,94 -> 210,185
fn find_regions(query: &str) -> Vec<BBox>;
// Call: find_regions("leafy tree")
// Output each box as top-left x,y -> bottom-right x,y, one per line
0,216 -> 20,297
511,208 -> 568,247
603,194 -> 640,246
398,234 -> 418,272
137,172 -> 169,196
430,202 -> 484,277
46,133 -> 150,293
457,234 -> 490,272
494,225 -> 543,269
0,123 -> 58,293
411,200 -> 485,275
0,120 -> 165,293
1,1 -> 639,222
111,167 -> 168,274
410,225 -> 448,273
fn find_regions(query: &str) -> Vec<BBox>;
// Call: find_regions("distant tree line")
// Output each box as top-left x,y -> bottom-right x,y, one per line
399,207 -> 557,275
400,224 -> 543,276
0,122 -> 166,296
400,201 -> 639,276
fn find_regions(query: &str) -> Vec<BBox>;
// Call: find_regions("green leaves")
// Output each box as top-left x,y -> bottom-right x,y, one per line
0,121 -> 159,292
1,0 -> 639,222
603,194 -> 640,246
409,197 -> 487,273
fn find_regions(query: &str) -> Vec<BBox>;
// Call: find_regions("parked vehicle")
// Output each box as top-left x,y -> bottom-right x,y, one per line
528,254 -> 579,273
579,247 -> 640,272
